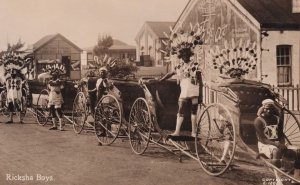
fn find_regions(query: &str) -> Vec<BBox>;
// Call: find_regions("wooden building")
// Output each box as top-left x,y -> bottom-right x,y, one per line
135,21 -> 175,67
32,33 -> 82,80
173,0 -> 300,87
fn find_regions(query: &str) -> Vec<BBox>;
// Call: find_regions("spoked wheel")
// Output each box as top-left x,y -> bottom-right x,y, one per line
0,90 -> 9,117
94,94 -> 122,145
72,92 -> 87,134
195,103 -> 236,176
128,98 -> 152,155
36,89 -> 50,126
283,108 -> 300,146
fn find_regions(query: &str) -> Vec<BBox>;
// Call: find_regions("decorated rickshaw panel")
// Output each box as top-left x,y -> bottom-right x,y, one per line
175,0 -> 260,81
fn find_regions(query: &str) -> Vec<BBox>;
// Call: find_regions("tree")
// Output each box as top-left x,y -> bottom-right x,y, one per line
0,39 -> 26,57
93,34 -> 113,56
7,39 -> 25,53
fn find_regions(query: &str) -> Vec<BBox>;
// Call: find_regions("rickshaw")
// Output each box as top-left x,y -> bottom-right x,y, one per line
73,77 -> 144,145
126,77 -> 237,176
33,80 -> 78,127
206,79 -> 300,182
94,75 -> 300,183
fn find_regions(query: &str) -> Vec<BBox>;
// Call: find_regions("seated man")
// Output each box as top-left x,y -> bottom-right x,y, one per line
254,99 -> 300,179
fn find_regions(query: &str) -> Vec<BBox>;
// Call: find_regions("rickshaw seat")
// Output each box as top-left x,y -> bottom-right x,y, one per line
223,83 -> 276,145
148,79 -> 191,131
232,86 -> 274,113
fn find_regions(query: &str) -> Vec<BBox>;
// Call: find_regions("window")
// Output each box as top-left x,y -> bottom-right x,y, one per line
293,0 -> 300,13
277,45 -> 292,86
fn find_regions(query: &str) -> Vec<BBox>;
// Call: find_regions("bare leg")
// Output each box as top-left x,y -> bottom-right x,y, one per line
293,169 -> 300,180
191,114 -> 197,137
171,115 -> 183,136
49,118 -> 57,130
220,140 -> 231,163
59,118 -> 64,131
7,112 -> 13,123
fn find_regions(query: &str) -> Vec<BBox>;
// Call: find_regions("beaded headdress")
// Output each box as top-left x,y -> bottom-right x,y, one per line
0,51 -> 33,77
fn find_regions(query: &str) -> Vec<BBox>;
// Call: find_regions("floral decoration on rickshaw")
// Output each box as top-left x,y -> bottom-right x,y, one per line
206,39 -> 258,79
160,23 -> 205,61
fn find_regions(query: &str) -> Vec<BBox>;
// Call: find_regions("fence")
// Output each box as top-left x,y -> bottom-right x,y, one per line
202,83 -> 300,114
133,73 -> 164,79
272,85 -> 300,113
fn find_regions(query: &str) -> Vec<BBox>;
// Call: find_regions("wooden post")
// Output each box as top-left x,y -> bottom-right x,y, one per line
297,84 -> 299,112
287,88 -> 290,110
292,85 -> 295,111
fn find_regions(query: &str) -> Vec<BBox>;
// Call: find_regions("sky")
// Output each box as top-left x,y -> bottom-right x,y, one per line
0,0 -> 189,50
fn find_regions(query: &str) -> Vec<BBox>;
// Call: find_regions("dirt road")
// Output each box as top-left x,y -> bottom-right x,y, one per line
0,112 -> 272,185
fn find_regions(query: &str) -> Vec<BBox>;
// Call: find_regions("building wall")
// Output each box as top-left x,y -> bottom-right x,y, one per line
34,37 -> 81,80
136,25 -> 166,67
261,31 -> 300,86
172,0 -> 261,82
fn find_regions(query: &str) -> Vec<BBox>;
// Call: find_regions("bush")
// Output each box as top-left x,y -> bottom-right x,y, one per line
108,61 -> 138,78
85,60 -> 139,79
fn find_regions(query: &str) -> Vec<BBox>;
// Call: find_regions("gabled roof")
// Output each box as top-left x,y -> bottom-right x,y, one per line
146,21 -> 175,38
176,0 -> 300,31
135,21 -> 175,42
33,33 -> 82,52
237,0 -> 300,30
109,39 -> 135,50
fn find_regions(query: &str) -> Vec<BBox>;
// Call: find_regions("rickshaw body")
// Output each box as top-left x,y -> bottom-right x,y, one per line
29,79 -> 78,126
213,79 -> 300,182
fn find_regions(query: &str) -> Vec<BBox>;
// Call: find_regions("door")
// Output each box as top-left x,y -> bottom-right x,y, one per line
62,56 -> 71,79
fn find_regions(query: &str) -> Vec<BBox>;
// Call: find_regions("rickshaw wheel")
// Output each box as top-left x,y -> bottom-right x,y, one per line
195,103 -> 236,176
94,94 -> 122,146
72,92 -> 87,134
0,90 -> 9,117
128,98 -> 152,155
283,108 -> 300,146
36,89 -> 50,126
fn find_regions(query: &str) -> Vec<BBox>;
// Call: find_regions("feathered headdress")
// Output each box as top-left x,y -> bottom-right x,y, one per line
38,64 -> 66,80
0,51 -> 33,76
43,64 -> 66,76
160,23 -> 205,60
92,54 -> 116,69
86,54 -> 116,76
206,39 -> 258,79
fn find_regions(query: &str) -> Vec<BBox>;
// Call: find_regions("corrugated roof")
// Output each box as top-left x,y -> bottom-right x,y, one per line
146,21 -> 175,38
33,33 -> 82,52
84,39 -> 135,52
237,0 -> 300,29
109,39 -> 135,50
33,34 -> 56,51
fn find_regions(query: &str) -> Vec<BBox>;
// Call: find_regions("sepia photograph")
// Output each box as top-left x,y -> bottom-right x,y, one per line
1,0 -> 300,184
